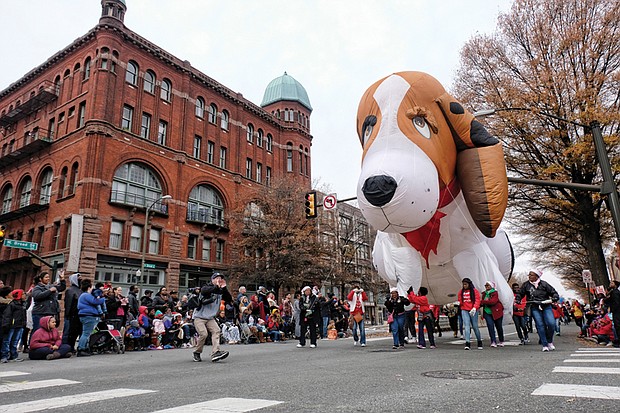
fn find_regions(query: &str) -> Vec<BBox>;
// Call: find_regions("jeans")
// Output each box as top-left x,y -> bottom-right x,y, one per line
78,315 -> 100,351
352,319 -> 366,344
29,344 -> 72,360
555,318 -> 561,334
1,328 -> 24,360
391,313 -> 406,346
461,309 -> 482,343
418,316 -> 435,347
530,305 -> 555,347
322,316 -> 329,338
458,312 -> 463,336
483,313 -> 504,344
512,315 -> 528,340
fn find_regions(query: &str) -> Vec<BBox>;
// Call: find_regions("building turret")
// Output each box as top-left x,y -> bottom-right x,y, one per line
99,0 -> 127,26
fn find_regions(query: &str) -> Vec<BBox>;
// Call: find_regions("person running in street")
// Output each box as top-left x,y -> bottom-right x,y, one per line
458,278 -> 483,350
516,269 -> 560,352
192,273 -> 231,362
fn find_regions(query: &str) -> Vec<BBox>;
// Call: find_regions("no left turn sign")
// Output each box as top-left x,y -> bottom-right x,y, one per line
323,195 -> 337,210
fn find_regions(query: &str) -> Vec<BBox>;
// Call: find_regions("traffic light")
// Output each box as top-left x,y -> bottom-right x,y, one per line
304,191 -> 317,219
0,225 -> 5,244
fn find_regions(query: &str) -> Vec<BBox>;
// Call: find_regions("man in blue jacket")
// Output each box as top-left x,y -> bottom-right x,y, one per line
192,273 -> 232,362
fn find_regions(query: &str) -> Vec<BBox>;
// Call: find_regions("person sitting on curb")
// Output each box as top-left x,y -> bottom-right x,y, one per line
28,316 -> 72,360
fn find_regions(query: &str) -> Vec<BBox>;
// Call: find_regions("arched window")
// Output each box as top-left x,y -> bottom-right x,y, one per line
125,60 -> 139,85
39,168 -> 53,205
111,162 -> 164,209
73,63 -> 81,73
1,185 -> 13,214
266,134 -> 273,152
246,124 -> 254,143
63,69 -> 71,78
286,142 -> 293,172
208,103 -> 217,124
59,166 -> 68,198
144,70 -> 156,93
299,145 -> 304,174
68,162 -> 79,196
160,78 -> 171,101
84,57 -> 91,80
304,148 -> 309,176
19,177 -> 33,208
221,110 -> 229,130
195,97 -> 205,118
54,76 -> 61,95
187,184 -> 224,226
257,129 -> 264,147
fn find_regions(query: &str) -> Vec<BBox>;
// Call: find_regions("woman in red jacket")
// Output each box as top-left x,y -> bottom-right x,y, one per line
480,281 -> 505,347
458,278 -> 482,350
407,287 -> 435,349
29,316 -> 72,360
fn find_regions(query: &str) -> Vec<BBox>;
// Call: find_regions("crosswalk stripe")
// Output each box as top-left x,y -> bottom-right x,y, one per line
0,371 -> 30,378
577,348 -> 620,351
0,388 -> 156,413
553,366 -> 620,374
532,383 -> 620,399
151,397 -> 283,413
564,358 -> 620,363
0,379 -> 79,394
571,353 -> 620,357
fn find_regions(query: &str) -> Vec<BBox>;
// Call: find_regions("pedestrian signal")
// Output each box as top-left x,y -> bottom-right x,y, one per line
305,191 -> 317,219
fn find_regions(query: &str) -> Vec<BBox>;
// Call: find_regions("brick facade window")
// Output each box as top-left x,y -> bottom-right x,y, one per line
144,70 -> 156,93
187,184 -> 224,226
160,78 -> 172,101
125,60 -> 139,85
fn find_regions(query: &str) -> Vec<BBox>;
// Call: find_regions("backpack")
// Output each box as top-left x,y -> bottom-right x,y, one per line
187,291 -> 216,311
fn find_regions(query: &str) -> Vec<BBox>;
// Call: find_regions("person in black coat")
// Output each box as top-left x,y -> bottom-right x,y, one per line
62,273 -> 82,352
2,289 -> 27,362
385,288 -> 410,349
297,286 -> 320,348
604,280 -> 620,348
31,271 -> 66,334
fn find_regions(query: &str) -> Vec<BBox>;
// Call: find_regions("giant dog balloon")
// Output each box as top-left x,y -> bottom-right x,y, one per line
356,71 -> 514,312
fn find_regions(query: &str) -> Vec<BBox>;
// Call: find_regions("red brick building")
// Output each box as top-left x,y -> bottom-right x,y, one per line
0,0 -> 313,293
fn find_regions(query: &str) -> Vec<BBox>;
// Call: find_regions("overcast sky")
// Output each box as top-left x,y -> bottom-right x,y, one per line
0,1 -> 577,297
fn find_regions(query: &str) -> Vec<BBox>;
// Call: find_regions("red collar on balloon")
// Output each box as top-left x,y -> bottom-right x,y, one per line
402,179 -> 460,267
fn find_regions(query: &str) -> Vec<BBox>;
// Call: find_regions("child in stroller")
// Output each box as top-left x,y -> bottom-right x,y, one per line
88,319 -> 125,354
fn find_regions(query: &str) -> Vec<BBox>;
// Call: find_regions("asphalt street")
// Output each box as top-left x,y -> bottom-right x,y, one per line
1,323 -> 618,413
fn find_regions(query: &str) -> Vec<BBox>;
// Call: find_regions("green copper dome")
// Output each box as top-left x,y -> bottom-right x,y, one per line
261,72 -> 312,111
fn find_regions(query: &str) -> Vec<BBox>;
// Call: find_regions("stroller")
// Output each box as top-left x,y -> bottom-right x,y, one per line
88,319 -> 125,354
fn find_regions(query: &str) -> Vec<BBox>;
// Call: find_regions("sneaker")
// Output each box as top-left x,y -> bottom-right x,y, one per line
354,341 -> 358,346
519,339 -> 524,345
498,342 -> 504,347
548,343 -> 556,351
193,352 -> 202,362
46,351 -> 61,360
477,341 -> 483,350
0,358 -> 7,363
393,345 -> 399,350
361,343 -> 366,347
156,346 -> 163,350
524,338 -> 530,344
417,345 -> 426,349
310,344 -> 316,348
296,344 -> 304,348
430,345 -> 436,349
490,342 -> 497,348
464,342 -> 470,350
542,346 -> 550,352
211,350 -> 229,362
606,342 -> 613,347
76,350 -> 91,357
11,357 -> 24,362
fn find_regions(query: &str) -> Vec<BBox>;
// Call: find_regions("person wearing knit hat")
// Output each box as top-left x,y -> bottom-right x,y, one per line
1,289 -> 27,363
481,281 -> 505,348
297,285 -> 319,348
515,269 -> 560,352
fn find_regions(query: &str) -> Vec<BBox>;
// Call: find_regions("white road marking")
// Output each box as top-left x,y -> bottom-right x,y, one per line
532,383 -> 620,399
0,371 -> 30,378
0,379 -> 79,393
553,366 -> 620,375
571,353 -> 620,357
564,358 -> 620,363
577,348 -> 620,351
151,397 -> 283,413
0,388 -> 156,413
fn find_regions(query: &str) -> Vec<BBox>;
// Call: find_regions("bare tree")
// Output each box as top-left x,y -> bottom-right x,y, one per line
227,179 -> 330,294
453,0 -> 620,290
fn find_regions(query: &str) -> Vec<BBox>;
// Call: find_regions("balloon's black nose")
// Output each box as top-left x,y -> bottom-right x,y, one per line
362,175 -> 397,207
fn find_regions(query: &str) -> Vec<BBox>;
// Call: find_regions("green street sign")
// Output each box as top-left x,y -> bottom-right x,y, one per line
3,239 -> 38,250
144,263 -> 156,269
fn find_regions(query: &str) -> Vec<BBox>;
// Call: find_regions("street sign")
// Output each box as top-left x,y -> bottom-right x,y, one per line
323,194 -> 337,210
582,269 -> 592,284
2,239 -> 38,250
144,263 -> 156,269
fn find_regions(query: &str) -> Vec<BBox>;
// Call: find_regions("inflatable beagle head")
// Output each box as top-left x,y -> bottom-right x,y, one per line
356,71 -> 508,238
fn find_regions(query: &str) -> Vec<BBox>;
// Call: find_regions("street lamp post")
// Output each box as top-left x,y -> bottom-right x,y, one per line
474,108 -> 620,243
139,194 -> 172,288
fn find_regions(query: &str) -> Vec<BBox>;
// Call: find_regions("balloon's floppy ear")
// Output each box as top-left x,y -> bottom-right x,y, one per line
435,93 -> 508,238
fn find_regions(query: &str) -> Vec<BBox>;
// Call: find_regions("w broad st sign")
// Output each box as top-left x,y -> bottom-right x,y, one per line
3,239 -> 38,251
